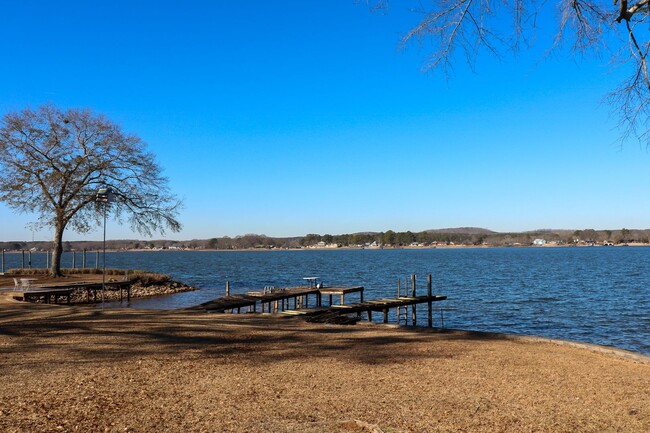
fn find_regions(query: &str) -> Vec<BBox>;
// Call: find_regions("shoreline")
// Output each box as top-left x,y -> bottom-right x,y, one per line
2,242 -> 649,255
1,299 -> 649,432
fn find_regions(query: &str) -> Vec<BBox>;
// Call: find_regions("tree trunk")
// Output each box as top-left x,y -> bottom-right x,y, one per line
50,219 -> 65,277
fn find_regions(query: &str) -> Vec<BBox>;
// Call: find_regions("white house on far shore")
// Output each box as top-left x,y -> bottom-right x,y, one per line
533,239 -> 546,246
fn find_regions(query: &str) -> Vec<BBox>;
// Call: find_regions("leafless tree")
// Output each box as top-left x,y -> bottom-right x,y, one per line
364,0 -> 650,144
0,104 -> 182,276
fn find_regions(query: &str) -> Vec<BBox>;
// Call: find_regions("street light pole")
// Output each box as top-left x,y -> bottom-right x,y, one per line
96,187 -> 114,312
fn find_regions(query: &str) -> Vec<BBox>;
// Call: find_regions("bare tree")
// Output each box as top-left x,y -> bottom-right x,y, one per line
364,0 -> 650,144
0,104 -> 182,276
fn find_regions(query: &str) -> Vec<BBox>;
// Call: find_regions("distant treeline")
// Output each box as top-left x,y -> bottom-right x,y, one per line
1,228 -> 648,252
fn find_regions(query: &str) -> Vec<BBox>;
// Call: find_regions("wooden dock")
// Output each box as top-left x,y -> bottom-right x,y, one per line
303,295 -> 447,325
192,277 -> 447,328
10,280 -> 132,304
10,288 -> 75,304
192,285 -> 364,313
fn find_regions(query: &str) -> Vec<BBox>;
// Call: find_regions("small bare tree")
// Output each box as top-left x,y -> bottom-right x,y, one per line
364,0 -> 650,144
0,104 -> 182,276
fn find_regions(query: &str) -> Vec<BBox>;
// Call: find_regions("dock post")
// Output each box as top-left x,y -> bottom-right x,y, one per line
21,250 -> 25,270
46,251 -> 50,269
383,308 -> 388,323
1,249 -> 4,274
226,280 -> 230,296
28,250 -> 32,269
72,251 -> 75,269
411,274 -> 417,326
95,251 -> 99,270
427,273 -> 433,328
82,248 -> 86,269
340,293 -> 345,305
367,310 -> 372,322
405,277 -> 409,324
329,294 -> 333,306
396,278 -> 401,324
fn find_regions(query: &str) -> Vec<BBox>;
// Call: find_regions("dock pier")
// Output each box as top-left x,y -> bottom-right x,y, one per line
193,274 -> 447,328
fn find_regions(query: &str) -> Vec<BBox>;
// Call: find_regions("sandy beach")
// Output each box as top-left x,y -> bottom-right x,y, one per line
1,296 -> 648,433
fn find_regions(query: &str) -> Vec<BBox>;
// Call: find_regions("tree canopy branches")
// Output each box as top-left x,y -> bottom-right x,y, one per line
0,104 -> 182,275
365,0 -> 650,144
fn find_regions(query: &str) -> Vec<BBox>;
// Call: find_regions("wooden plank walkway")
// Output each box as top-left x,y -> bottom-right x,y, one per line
10,288 -> 75,304
10,280 -> 132,304
303,295 -> 447,325
318,285 -> 364,305
193,285 -> 365,313
191,283 -> 446,327
41,281 -> 133,303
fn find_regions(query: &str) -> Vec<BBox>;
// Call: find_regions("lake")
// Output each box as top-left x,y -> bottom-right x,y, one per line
3,246 -> 649,355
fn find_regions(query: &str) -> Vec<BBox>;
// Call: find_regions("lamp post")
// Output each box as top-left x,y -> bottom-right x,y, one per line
96,187 -> 114,311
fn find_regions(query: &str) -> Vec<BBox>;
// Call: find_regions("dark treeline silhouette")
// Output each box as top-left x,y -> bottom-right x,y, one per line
1,228 -> 649,252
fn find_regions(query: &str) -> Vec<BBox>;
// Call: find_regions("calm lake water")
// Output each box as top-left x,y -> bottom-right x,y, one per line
3,247 -> 650,355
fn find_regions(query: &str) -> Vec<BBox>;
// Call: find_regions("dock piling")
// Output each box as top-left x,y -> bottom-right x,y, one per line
396,278 -> 401,324
411,274 -> 417,326
427,273 -> 433,327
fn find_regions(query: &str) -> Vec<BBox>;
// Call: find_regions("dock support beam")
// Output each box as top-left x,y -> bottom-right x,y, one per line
427,273 -> 433,328
411,274 -> 417,326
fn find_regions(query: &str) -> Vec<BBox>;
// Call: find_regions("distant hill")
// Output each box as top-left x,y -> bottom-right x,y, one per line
424,227 -> 496,235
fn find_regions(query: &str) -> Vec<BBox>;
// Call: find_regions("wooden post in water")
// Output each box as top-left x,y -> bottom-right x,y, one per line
46,251 -> 50,269
225,280 -> 230,296
82,249 -> 86,269
95,251 -> 99,270
404,277 -> 409,325
28,250 -> 32,269
427,273 -> 433,328
396,278 -> 401,324
21,250 -> 25,269
411,274 -> 417,326
72,251 -> 76,269
1,249 -> 4,274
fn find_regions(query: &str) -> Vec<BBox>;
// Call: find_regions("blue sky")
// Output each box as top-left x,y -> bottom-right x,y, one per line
1,1 -> 648,241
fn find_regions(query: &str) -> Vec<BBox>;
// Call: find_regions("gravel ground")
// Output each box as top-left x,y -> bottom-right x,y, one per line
1,296 -> 648,433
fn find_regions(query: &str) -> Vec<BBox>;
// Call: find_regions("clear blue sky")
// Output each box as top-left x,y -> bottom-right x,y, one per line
0,1 -> 647,241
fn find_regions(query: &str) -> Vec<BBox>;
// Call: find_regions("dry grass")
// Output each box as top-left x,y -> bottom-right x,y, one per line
1,268 -> 171,286
0,297 -> 649,433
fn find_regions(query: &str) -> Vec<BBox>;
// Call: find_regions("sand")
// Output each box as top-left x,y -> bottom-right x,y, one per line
0,296 -> 648,433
